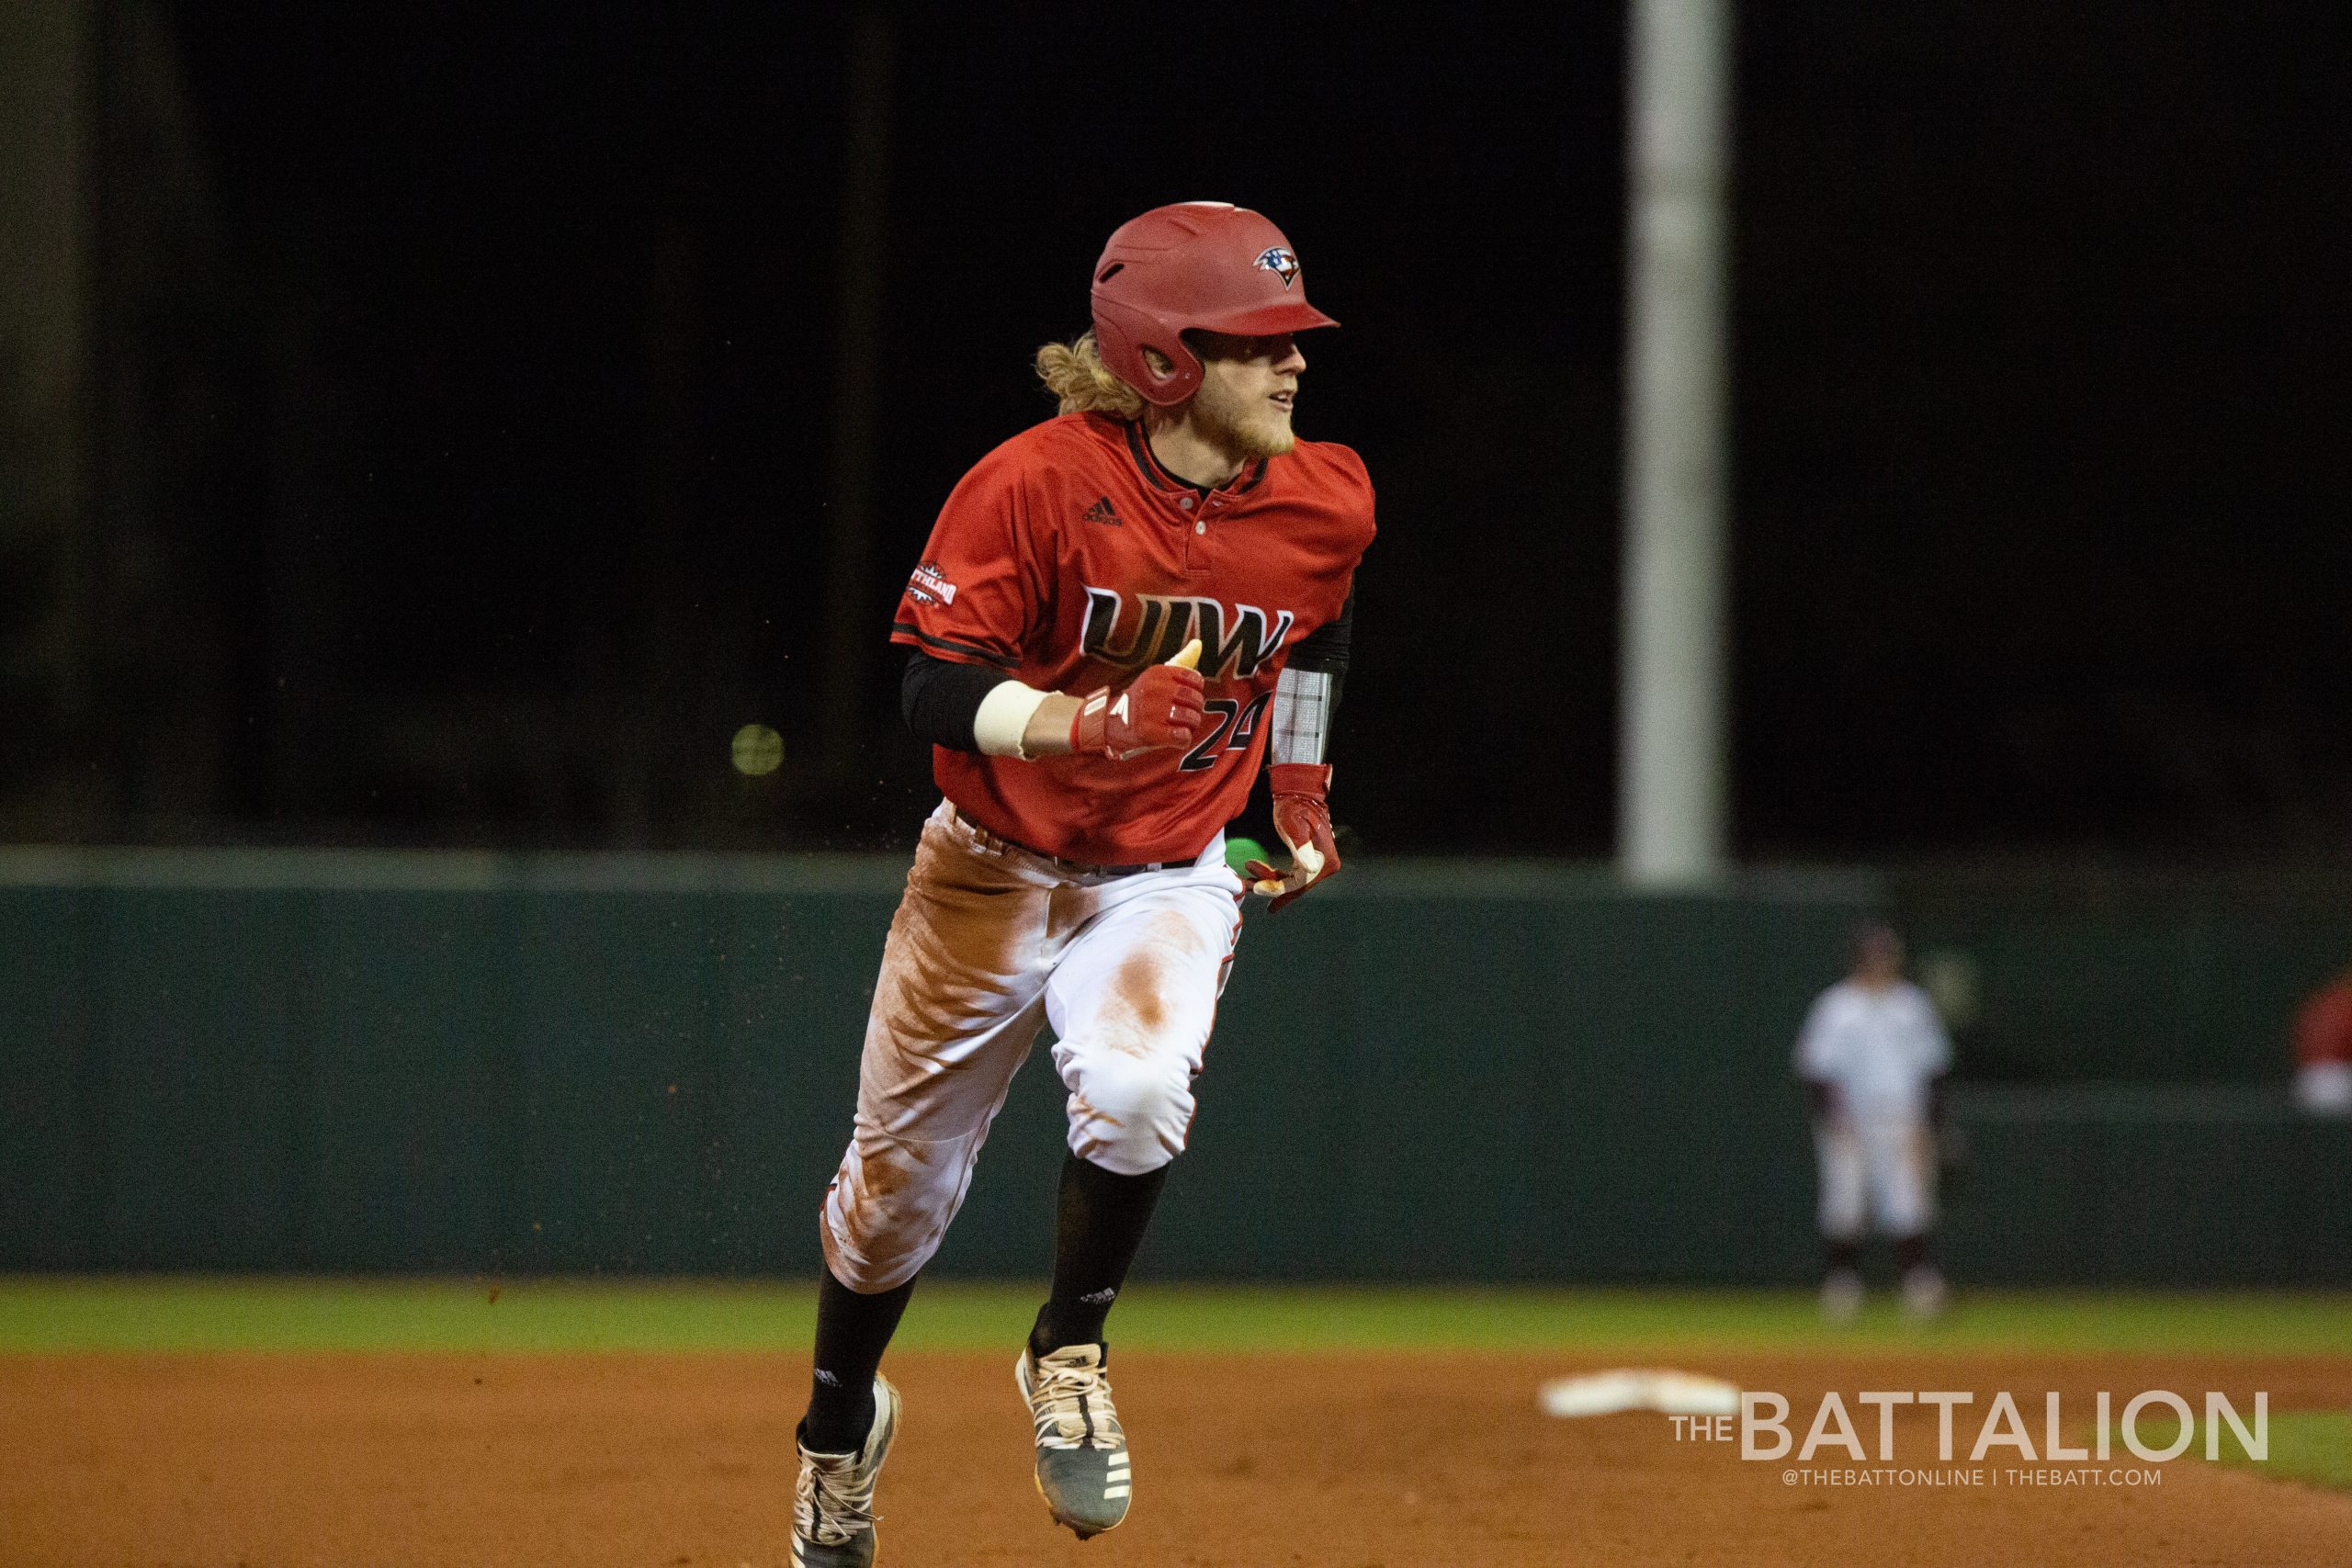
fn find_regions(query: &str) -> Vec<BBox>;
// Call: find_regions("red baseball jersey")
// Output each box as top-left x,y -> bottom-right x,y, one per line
891,411 -> 1374,864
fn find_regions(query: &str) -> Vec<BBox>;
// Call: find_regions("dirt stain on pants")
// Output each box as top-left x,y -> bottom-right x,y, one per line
821,803 -> 1241,1292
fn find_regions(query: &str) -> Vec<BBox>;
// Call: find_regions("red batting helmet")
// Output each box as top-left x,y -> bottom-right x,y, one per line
1089,202 -> 1340,408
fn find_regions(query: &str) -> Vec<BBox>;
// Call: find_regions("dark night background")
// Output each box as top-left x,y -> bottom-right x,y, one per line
6,2 -> 2346,861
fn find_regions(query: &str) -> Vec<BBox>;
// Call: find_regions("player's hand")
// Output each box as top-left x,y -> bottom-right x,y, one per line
1244,762 -> 1340,912
1069,639 -> 1206,760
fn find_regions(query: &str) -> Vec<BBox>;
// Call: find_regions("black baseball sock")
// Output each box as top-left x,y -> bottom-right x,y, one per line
803,1267 -> 916,1454
1893,1232 -> 1933,1277
1029,1151 -> 1170,1358
1823,1237 -> 1863,1276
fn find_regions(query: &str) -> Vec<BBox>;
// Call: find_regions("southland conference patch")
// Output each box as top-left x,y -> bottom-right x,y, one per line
1254,246 -> 1300,288
906,561 -> 956,605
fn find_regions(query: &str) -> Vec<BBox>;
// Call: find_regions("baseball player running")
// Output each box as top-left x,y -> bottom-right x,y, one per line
1796,922 -> 1954,1321
790,201 -> 1373,1566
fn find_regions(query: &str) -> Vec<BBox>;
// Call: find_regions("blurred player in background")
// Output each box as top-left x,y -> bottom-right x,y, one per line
1796,921 -> 1954,1321
2291,960 -> 2352,1115
788,201 -> 1372,1566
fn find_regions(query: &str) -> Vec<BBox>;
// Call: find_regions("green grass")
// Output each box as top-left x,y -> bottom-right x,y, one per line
2138,1410 -> 2352,1495
4,1277 -> 2351,1356
2224,1412 -> 2352,1492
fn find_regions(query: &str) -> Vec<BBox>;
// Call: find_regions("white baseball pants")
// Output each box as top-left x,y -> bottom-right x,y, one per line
820,801 -> 1244,1294
1814,1115 -> 1936,1240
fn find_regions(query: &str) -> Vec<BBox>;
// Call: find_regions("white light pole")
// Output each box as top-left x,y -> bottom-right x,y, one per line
1620,0 -> 1734,886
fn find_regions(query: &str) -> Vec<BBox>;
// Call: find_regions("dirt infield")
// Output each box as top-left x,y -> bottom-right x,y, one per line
6,1349 -> 2349,1566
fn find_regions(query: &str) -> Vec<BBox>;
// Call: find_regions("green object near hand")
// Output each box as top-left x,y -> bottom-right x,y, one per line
1225,836 -> 1266,875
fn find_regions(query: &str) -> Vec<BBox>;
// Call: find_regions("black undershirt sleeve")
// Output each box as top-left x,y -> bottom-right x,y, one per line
900,651 -> 1010,752
1285,587 -> 1353,716
1289,587 -> 1353,671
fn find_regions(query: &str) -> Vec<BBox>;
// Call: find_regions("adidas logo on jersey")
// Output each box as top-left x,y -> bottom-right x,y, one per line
1080,496 -> 1122,527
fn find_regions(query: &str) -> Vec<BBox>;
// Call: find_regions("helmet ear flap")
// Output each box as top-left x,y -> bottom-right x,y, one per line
1091,295 -> 1202,407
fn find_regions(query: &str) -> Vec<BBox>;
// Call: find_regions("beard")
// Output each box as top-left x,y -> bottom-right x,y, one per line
1191,372 -> 1296,458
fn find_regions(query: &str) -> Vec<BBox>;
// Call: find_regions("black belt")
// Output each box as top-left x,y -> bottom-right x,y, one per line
947,805 -> 1179,877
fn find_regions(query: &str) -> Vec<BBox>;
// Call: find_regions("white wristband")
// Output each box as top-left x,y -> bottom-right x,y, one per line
973,680 -> 1053,759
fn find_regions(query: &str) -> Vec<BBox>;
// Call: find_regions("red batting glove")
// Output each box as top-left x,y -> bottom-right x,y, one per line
1069,662 -> 1206,760
1244,762 -> 1340,912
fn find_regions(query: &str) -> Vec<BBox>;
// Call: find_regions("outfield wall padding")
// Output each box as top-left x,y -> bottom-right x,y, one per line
1898,901 -> 2352,1083
2,850 -> 2345,1284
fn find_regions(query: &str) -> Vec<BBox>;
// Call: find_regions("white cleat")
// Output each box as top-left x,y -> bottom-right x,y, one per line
1018,1344 -> 1133,1540
1820,1268 -> 1864,1324
1901,1266 -> 1949,1321
791,1375 -> 900,1568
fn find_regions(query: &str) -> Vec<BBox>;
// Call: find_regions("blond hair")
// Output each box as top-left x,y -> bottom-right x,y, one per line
1034,329 -> 1148,419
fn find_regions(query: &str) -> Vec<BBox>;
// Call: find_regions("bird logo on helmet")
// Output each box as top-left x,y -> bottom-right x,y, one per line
1253,246 -> 1301,288
1088,202 -> 1340,407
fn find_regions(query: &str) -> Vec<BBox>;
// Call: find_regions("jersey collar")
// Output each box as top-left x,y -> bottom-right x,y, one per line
1123,420 -> 1270,502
